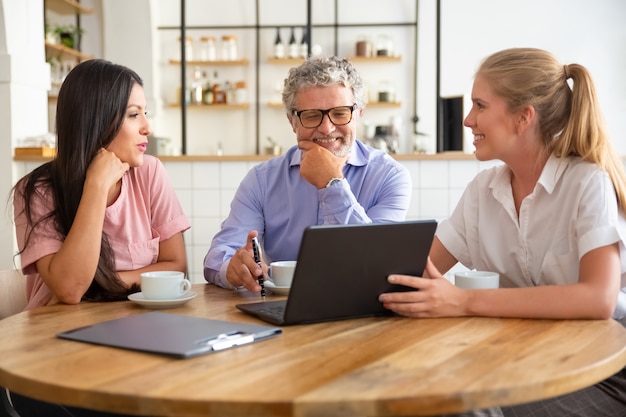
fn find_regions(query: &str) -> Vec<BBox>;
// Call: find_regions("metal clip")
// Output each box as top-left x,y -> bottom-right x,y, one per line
200,332 -> 255,351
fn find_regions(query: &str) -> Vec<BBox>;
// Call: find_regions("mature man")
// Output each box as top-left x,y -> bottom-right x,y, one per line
204,56 -> 411,292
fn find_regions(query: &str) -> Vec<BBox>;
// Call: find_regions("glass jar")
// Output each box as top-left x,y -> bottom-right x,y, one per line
234,81 -> 248,104
177,36 -> 193,61
375,34 -> 393,57
221,35 -> 238,60
377,80 -> 395,103
355,35 -> 372,57
199,36 -> 216,61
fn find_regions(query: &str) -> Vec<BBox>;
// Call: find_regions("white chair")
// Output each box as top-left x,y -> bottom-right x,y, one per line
0,269 -> 27,320
0,269 -> 26,417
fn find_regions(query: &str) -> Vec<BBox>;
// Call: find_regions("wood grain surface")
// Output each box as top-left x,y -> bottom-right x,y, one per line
0,284 -> 625,417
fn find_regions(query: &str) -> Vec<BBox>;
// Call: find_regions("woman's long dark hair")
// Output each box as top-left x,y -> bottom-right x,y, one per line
13,59 -> 143,301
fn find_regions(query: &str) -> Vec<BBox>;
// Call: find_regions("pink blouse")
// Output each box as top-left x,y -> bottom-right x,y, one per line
13,155 -> 191,310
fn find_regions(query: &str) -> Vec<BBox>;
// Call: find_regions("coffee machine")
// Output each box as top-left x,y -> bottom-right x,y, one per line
365,123 -> 400,154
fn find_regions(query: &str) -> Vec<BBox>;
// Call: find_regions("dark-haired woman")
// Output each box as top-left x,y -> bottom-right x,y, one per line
10,58 -> 190,416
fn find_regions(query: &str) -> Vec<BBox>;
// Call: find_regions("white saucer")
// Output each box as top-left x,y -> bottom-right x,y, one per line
264,281 -> 290,296
128,291 -> 197,309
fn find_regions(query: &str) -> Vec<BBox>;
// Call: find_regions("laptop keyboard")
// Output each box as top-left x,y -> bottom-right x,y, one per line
257,305 -> 285,320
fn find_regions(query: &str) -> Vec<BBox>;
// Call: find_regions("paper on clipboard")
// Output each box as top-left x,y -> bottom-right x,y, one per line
57,311 -> 282,358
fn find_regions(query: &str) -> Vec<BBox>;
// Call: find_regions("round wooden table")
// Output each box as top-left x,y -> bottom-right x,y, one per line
0,284 -> 625,416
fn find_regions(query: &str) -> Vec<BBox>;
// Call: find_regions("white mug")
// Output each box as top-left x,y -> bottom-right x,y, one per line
454,271 -> 499,290
140,271 -> 191,300
269,261 -> 297,287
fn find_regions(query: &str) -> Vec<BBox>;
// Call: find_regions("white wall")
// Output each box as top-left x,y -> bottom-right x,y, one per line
101,0 -> 159,119
435,0 -> 626,154
0,0 -> 50,269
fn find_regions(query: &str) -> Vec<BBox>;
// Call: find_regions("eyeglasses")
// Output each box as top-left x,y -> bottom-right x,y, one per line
292,104 -> 357,128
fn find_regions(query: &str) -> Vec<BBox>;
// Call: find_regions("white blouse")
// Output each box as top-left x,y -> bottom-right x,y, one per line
437,154 -> 626,319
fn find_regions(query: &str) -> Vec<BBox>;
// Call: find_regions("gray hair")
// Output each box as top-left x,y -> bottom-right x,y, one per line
281,56 -> 366,112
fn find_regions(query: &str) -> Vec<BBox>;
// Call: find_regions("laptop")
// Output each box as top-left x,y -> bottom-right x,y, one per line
236,220 -> 437,325
57,311 -> 282,358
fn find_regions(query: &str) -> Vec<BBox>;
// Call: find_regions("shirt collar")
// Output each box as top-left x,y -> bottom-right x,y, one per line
489,153 -> 570,195
537,154 -> 569,194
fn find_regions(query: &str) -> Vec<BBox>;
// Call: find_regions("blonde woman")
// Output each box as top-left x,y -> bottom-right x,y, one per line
380,48 -> 626,416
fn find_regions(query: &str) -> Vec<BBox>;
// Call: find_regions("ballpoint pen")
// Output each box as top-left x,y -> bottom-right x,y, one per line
251,237 -> 266,300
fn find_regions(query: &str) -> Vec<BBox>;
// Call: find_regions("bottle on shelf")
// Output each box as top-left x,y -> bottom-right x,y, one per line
202,71 -> 214,105
299,27 -> 308,58
224,81 -> 234,104
212,70 -> 226,104
189,66 -> 203,105
288,27 -> 298,59
273,27 -> 285,59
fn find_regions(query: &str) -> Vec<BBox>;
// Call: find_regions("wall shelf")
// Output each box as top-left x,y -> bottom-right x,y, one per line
366,101 -> 402,108
167,103 -> 250,109
45,41 -> 94,61
268,101 -> 401,109
14,147 -> 57,158
163,0 -> 418,155
45,0 -> 93,15
267,57 -> 306,64
169,58 -> 249,66
44,0 -> 95,134
348,56 -> 402,62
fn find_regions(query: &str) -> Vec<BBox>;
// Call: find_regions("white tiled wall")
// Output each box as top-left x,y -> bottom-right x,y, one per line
162,160 -> 257,283
12,158 -> 503,283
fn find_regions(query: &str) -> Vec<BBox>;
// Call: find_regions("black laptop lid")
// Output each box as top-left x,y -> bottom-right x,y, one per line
238,220 -> 437,325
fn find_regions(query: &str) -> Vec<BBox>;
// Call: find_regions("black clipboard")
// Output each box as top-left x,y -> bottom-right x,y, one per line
57,311 -> 282,358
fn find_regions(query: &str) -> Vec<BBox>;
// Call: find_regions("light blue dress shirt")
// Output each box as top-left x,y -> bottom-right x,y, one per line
203,140 -> 412,288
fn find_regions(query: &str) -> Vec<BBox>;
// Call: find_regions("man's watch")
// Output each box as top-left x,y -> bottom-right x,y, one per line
325,177 -> 344,188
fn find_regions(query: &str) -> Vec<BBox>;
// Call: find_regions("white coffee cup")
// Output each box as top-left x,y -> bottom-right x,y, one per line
140,271 -> 192,300
269,261 -> 297,287
454,270 -> 499,290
